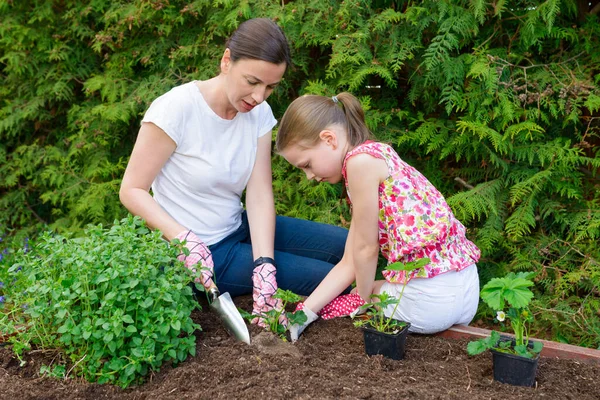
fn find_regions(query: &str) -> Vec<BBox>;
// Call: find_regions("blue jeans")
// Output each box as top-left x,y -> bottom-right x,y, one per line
208,212 -> 348,297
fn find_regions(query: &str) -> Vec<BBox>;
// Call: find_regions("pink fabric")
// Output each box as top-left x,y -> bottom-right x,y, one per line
317,294 -> 365,320
295,302 -> 305,312
341,142 -> 481,284
175,230 -> 215,290
252,263 -> 287,328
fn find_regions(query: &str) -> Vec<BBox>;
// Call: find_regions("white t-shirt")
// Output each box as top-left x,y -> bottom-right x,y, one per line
142,81 -> 277,245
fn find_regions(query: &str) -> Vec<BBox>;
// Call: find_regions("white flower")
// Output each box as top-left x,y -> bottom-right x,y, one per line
496,311 -> 506,322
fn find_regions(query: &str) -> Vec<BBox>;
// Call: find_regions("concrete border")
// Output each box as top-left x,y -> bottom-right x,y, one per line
437,325 -> 600,364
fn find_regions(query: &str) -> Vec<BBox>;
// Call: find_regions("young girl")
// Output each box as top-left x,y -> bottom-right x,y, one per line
276,93 -> 481,340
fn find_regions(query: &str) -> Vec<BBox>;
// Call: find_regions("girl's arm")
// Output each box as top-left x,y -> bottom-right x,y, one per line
119,122 -> 186,241
302,152 -> 387,313
245,132 -> 276,259
344,153 -> 388,301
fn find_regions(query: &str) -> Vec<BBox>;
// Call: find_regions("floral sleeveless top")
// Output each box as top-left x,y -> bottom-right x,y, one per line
342,141 -> 480,284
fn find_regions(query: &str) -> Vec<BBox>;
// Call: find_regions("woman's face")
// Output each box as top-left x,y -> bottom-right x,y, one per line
221,51 -> 286,114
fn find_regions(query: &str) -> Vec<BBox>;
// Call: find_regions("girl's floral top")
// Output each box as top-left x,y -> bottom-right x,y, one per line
342,141 -> 480,284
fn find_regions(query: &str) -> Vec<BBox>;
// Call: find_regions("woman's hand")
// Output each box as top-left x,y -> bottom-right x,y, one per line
251,262 -> 286,328
176,230 -> 215,290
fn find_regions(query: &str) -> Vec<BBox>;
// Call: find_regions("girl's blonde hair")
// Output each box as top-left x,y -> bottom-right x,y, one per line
275,92 -> 374,152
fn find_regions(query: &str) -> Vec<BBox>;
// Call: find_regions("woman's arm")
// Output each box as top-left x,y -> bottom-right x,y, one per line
344,153 -> 388,301
245,132 -> 276,259
119,122 -> 186,241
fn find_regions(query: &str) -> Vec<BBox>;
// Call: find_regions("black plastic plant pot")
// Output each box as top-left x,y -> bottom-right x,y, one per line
490,340 -> 540,387
361,321 -> 411,360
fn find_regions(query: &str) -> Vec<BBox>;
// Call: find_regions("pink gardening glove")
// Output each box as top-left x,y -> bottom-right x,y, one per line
251,263 -> 287,328
317,293 -> 366,320
175,230 -> 215,290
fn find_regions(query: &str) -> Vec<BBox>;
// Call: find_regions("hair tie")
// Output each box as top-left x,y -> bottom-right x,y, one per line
332,95 -> 339,104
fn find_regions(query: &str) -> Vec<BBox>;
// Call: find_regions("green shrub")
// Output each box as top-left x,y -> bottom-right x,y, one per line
0,215 -> 200,387
1,0 -> 599,348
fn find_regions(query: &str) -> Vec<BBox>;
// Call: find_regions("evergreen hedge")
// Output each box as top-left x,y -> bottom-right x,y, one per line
1,0 -> 599,348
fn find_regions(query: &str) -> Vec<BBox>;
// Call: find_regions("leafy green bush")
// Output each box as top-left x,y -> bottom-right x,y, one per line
0,216 -> 200,387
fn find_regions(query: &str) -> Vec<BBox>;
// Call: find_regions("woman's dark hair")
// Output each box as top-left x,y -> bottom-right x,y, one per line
227,18 -> 291,67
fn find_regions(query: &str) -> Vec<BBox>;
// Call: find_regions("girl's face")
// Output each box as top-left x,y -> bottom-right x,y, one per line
221,50 -> 286,114
280,128 -> 347,184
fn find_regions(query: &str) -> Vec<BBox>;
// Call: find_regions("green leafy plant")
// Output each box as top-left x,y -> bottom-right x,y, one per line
467,272 -> 543,358
40,364 -> 67,379
240,289 -> 307,340
353,258 -> 430,333
0,215 -> 201,387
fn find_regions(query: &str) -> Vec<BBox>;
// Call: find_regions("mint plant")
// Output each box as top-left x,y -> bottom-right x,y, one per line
0,216 -> 201,387
353,258 -> 430,333
40,364 -> 67,379
467,271 -> 543,358
241,289 -> 307,340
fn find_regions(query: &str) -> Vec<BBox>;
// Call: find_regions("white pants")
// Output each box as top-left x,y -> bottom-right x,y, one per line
379,264 -> 480,334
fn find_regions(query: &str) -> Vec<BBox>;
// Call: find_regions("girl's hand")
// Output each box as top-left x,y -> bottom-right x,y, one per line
289,303 -> 319,342
318,293 -> 365,320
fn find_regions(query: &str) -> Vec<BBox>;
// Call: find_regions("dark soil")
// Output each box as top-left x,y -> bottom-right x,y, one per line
1,295 -> 599,400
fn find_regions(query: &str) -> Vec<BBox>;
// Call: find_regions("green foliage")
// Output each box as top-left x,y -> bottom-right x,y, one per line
467,271 -> 544,358
40,364 -> 67,379
353,258 -> 428,333
239,288 -> 306,340
1,0 -> 599,348
0,216 -> 200,387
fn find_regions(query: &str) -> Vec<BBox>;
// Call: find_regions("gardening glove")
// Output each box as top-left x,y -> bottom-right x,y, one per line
318,293 -> 366,320
289,302 -> 319,342
251,262 -> 287,328
175,230 -> 215,291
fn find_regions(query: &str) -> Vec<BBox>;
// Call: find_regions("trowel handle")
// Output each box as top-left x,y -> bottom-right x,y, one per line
208,286 -> 220,303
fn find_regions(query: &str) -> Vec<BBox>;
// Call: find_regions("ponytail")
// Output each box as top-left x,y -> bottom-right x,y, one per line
334,92 -> 373,146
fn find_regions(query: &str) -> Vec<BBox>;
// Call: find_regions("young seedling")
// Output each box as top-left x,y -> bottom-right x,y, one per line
467,271 -> 543,358
352,258 -> 430,333
240,289 -> 307,340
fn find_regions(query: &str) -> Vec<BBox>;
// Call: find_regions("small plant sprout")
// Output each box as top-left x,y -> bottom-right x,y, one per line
352,258 -> 430,333
467,271 -> 544,358
240,289 -> 307,339
39,364 -> 66,379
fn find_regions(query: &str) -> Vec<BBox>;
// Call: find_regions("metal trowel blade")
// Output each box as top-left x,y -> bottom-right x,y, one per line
210,291 -> 251,344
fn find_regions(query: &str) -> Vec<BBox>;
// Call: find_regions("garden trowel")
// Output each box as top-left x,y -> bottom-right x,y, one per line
208,287 -> 251,344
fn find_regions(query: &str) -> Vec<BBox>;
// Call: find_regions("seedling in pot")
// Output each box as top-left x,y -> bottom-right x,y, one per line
467,271 -> 543,387
240,289 -> 307,340
467,271 -> 543,358
352,258 -> 430,333
352,258 -> 429,360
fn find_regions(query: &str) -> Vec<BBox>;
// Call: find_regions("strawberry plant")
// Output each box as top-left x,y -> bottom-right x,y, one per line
353,258 -> 430,333
467,271 -> 543,358
241,289 -> 307,340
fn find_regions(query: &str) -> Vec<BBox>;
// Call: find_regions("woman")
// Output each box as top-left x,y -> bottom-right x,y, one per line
120,18 -> 347,326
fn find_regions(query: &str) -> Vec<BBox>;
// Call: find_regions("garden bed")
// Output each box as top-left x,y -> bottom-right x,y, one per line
1,295 -> 598,399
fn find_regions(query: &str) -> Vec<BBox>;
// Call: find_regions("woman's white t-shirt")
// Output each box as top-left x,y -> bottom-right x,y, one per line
142,81 -> 277,245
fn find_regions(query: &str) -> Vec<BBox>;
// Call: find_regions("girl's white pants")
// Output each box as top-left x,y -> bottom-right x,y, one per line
379,263 -> 480,334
